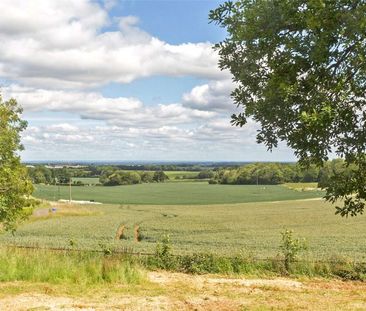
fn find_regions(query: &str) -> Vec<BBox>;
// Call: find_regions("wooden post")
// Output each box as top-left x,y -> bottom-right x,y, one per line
69,178 -> 72,204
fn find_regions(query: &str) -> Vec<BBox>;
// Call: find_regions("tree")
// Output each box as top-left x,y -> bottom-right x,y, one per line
153,171 -> 169,182
55,168 -> 71,184
0,95 -> 36,232
210,1 -> 366,216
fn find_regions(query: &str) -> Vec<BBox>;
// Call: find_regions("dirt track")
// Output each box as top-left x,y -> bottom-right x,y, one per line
1,272 -> 366,310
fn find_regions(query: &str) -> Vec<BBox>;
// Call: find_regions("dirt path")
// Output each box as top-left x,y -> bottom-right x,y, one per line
1,272 -> 366,310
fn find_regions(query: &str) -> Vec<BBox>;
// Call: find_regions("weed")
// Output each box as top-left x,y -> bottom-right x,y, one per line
280,229 -> 307,272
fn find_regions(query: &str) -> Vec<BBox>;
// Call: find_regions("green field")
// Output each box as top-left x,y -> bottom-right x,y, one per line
5,182 -> 364,260
164,170 -> 199,179
2,198 -> 366,260
34,182 -> 324,205
73,177 -> 100,185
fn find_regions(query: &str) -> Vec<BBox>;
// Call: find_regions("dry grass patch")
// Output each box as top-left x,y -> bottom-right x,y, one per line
31,201 -> 101,221
1,273 -> 366,310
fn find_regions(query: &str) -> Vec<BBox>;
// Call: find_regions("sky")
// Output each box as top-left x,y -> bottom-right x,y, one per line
0,0 -> 296,162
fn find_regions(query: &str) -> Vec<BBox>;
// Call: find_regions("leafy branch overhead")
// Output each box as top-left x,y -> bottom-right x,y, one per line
210,0 -> 366,216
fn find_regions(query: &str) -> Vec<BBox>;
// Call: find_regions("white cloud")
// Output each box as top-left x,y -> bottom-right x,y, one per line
3,84 -> 217,128
0,1 -> 295,161
45,123 -> 79,133
182,79 -> 237,112
103,0 -> 118,10
0,0 -> 227,89
21,117 -> 295,161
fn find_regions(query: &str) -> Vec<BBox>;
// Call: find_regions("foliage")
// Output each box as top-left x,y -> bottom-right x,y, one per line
99,170 -> 168,186
210,1 -> 366,216
2,246 -> 366,283
0,95 -> 37,231
211,162 -> 320,185
280,229 -> 307,271
152,171 -> 169,182
197,170 -> 214,179
149,235 -> 177,270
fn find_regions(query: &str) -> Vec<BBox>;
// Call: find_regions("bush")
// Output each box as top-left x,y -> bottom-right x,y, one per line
148,235 -> 177,270
280,229 -> 307,272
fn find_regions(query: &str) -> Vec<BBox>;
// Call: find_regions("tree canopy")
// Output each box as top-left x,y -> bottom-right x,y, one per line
0,95 -> 36,231
210,0 -> 366,216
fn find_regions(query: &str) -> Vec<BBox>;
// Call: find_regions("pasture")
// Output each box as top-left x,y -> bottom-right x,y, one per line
164,170 -> 199,179
73,177 -> 100,185
2,197 -> 366,260
34,182 -> 324,205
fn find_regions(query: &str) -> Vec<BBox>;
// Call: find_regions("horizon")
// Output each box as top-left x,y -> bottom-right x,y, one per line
23,160 -> 297,164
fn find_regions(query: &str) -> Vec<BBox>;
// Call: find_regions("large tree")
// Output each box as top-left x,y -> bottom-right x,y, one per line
0,95 -> 35,232
210,0 -> 366,216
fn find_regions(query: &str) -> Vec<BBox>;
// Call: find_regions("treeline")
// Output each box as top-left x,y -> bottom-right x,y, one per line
209,159 -> 354,187
27,165 -> 170,186
28,166 -> 71,185
99,170 -> 169,186
27,159 -> 355,187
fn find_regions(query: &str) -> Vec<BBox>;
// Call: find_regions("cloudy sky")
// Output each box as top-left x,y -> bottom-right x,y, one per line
1,0 -> 295,162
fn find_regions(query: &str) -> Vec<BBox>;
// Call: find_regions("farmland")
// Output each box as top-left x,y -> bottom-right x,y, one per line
2,191 -> 366,260
73,177 -> 100,185
33,182 -> 324,205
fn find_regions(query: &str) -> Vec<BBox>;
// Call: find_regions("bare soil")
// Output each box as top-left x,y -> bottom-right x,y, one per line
1,272 -> 366,310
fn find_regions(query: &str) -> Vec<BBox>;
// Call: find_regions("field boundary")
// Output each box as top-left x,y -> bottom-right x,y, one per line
6,244 -> 366,265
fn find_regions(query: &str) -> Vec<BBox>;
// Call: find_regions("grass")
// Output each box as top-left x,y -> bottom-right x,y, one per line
34,182 -> 324,205
2,197 -> 366,260
164,171 -> 199,180
0,247 -> 145,285
72,177 -> 100,185
31,202 -> 101,221
284,182 -> 320,191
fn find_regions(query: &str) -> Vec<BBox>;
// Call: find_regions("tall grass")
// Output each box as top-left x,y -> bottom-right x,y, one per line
1,246 -> 366,284
0,247 -> 145,285
144,237 -> 366,281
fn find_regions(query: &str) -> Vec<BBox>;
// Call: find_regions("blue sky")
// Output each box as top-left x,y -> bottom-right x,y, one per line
108,0 -> 226,43
0,0 -> 296,162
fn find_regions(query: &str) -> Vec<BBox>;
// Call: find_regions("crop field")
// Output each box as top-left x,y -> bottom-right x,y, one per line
2,196 -> 366,260
34,182 -> 324,205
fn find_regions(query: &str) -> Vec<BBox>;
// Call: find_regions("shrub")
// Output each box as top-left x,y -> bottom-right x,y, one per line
148,235 -> 177,270
280,229 -> 307,272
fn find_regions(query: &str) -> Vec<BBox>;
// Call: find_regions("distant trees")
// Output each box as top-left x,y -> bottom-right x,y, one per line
28,166 -> 71,185
318,159 -> 356,189
209,160 -> 356,186
210,163 -> 321,185
152,171 -> 169,183
27,165 -> 172,186
197,170 -> 215,179
28,166 -> 53,184
99,170 -> 169,186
